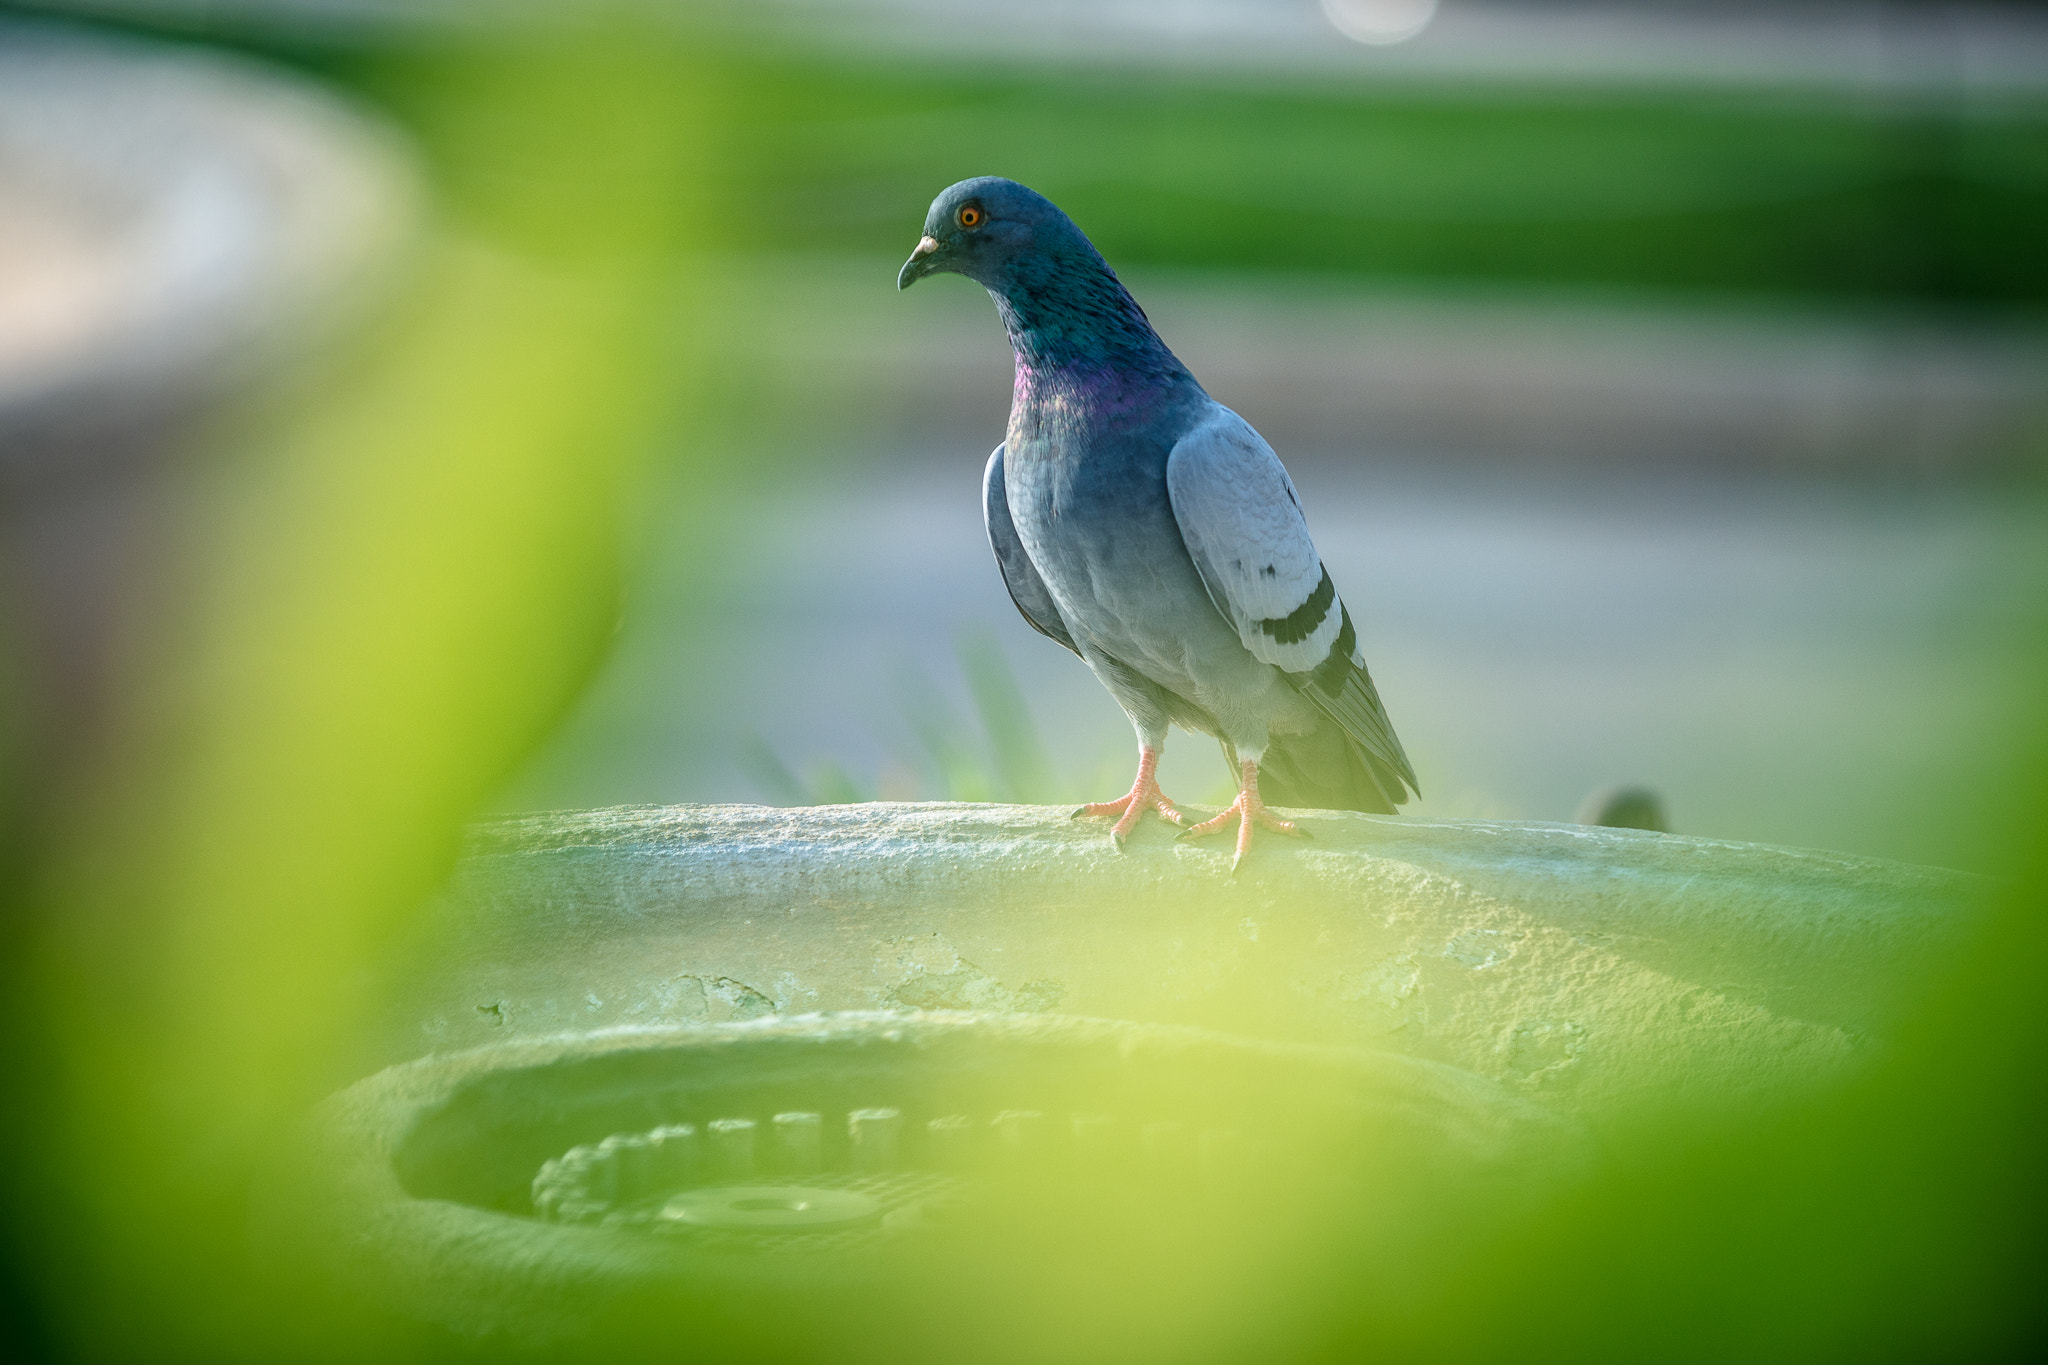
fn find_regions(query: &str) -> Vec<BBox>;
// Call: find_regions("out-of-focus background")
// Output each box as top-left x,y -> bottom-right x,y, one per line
1,1 -> 2045,1361
492,1 -> 2048,876
6,1 -> 2047,872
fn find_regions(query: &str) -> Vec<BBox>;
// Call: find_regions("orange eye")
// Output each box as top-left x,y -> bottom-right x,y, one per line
956,204 -> 984,229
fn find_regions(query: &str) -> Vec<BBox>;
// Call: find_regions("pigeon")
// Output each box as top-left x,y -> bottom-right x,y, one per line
898,177 -> 1417,868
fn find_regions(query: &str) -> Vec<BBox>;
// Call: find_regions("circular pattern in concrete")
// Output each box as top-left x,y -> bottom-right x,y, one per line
661,1184 -> 884,1231
274,1013 -> 1575,1346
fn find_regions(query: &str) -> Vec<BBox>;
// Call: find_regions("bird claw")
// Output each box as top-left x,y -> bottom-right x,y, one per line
1175,810 -> 1238,842
1176,762 -> 1309,869
1073,755 -> 1179,845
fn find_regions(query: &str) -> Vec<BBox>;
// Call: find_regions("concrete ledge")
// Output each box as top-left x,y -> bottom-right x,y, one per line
380,803 -> 1990,1123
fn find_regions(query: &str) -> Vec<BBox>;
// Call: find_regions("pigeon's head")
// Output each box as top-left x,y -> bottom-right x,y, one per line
897,177 -> 1097,293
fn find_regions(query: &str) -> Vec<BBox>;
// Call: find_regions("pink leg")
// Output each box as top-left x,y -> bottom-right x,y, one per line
1071,746 -> 1183,846
1177,759 -> 1309,873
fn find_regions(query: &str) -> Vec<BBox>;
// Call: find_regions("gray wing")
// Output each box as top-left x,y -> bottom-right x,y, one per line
984,443 -> 1080,657
1164,406 -> 1419,799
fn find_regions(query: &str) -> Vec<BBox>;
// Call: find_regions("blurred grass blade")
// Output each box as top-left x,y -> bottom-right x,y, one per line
736,731 -> 808,806
805,759 -> 869,805
959,630 -> 1055,803
889,655 -> 994,802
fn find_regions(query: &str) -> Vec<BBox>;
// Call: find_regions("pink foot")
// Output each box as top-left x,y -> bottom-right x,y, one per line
1177,759 -> 1310,873
1071,747 -> 1183,846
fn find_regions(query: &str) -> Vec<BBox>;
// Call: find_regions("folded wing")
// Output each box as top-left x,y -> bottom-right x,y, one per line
1165,406 -> 1419,803
984,443 -> 1080,657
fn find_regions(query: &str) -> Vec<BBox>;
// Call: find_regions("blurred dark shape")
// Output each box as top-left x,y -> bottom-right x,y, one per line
1577,783 -> 1670,831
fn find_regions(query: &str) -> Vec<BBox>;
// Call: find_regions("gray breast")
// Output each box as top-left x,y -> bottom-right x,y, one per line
1004,429 -> 1238,689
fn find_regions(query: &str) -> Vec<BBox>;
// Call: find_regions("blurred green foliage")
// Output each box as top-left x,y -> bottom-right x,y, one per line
311,49 -> 2048,308
22,6 -> 2048,308
741,633 -> 1106,807
5,23 -> 712,1362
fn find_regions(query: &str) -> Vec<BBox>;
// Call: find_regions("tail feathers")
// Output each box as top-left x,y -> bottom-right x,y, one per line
1229,721 -> 1409,815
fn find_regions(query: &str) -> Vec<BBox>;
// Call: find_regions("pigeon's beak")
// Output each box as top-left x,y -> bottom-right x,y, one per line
897,235 -> 943,291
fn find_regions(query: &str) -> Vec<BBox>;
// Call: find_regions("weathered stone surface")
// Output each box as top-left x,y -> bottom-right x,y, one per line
381,803 -> 1990,1123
